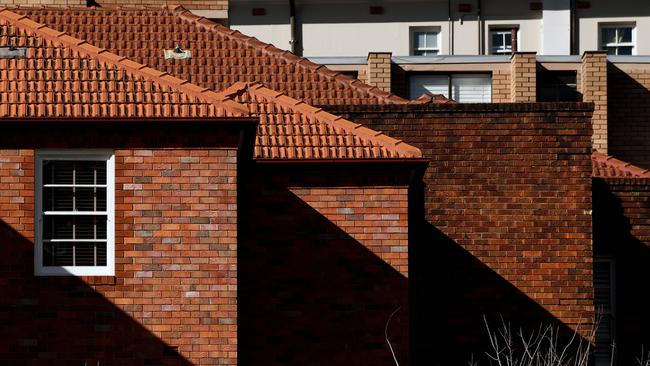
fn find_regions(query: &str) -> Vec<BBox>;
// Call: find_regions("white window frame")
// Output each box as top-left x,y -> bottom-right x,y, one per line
489,27 -> 518,55
599,23 -> 636,55
34,149 -> 115,276
411,28 -> 441,56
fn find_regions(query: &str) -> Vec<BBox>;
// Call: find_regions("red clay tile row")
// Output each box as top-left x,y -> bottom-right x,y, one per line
592,150 -> 650,178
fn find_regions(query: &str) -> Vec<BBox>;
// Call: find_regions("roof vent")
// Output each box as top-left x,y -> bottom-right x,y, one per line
164,44 -> 191,60
0,46 -> 27,59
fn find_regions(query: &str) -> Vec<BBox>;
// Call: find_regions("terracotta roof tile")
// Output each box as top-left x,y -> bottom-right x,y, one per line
226,82 -> 422,159
12,6 -> 444,106
0,8 -> 248,118
592,151 -> 650,178
0,9 -> 422,160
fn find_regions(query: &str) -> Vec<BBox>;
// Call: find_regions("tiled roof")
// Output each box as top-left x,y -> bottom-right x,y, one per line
592,151 -> 650,178
13,6 -> 426,106
0,8 -> 422,160
222,82 -> 422,159
0,8 -> 247,118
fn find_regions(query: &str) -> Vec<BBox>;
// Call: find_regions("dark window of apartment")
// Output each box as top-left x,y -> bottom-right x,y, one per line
490,28 -> 518,55
340,71 -> 359,80
600,24 -> 634,55
537,70 -> 579,102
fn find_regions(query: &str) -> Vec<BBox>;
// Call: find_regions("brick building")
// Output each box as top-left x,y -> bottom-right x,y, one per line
0,4 -> 647,366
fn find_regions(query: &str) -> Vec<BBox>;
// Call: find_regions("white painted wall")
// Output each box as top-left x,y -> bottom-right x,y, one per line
228,0 -> 650,56
542,0 -> 571,55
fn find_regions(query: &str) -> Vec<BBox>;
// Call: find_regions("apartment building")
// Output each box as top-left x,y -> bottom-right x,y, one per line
231,0 -> 650,166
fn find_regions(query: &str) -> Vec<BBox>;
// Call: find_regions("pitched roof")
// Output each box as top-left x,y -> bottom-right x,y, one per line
0,8 -> 247,118
592,151 -> 650,178
222,82 -> 422,159
13,6 -> 423,107
0,8 -> 422,160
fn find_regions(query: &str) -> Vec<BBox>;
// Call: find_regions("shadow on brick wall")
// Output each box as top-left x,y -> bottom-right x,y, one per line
409,181 -> 588,366
239,167 -> 410,366
0,220 -> 192,365
608,64 -> 650,169
593,179 -> 650,365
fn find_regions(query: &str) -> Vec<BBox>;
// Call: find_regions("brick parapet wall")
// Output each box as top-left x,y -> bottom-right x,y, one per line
331,102 -> 594,363
367,52 -> 392,92
510,52 -> 537,102
581,51 -> 608,153
608,63 -> 650,169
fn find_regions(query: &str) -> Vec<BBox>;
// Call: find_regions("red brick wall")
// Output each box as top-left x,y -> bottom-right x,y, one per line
239,164 -> 412,366
608,64 -> 650,169
331,103 -> 594,364
0,124 -> 242,365
593,177 -> 650,365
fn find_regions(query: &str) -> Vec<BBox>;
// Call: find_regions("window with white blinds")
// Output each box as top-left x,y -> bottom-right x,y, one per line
594,258 -> 616,366
35,151 -> 115,276
409,74 -> 492,103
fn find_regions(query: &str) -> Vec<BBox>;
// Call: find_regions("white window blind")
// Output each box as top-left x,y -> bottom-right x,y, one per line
409,75 -> 449,99
594,259 -> 616,366
410,74 -> 492,103
35,151 -> 115,276
451,74 -> 492,103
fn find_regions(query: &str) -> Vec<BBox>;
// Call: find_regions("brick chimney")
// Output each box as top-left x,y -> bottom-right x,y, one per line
367,52 -> 392,92
580,51 -> 608,153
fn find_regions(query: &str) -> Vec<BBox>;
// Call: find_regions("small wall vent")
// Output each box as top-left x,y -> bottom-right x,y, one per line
0,46 -> 27,59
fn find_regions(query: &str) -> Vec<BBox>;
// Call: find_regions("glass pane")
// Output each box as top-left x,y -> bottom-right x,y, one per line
414,32 -> 426,49
504,33 -> 512,47
426,32 -> 438,48
43,187 -> 106,211
619,27 -> 632,43
617,46 -> 633,55
43,215 -> 107,240
43,160 -> 73,185
492,32 -> 503,47
602,28 -> 617,44
75,161 -> 106,185
43,187 -> 73,211
43,242 -> 106,266
43,160 -> 106,185
43,242 -> 74,266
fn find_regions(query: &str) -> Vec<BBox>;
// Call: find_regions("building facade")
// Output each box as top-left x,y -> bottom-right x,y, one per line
0,2 -> 648,366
